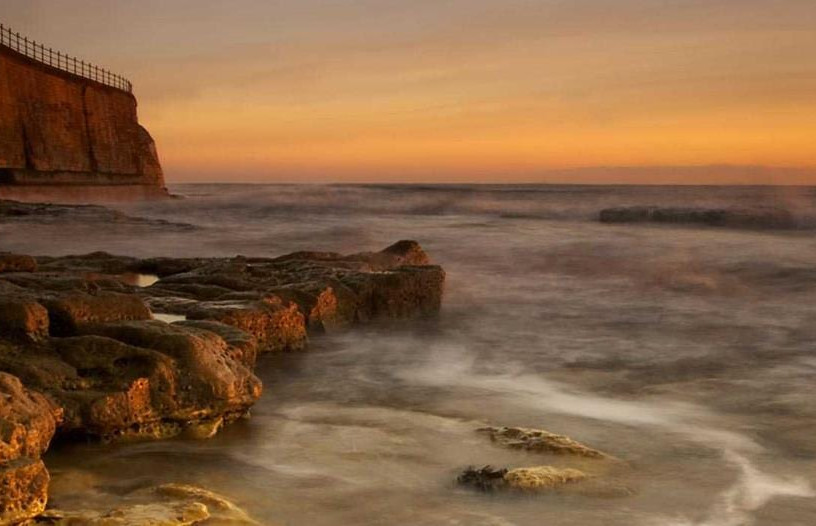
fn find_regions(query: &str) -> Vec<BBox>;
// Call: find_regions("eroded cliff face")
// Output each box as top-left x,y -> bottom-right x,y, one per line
0,45 -> 168,202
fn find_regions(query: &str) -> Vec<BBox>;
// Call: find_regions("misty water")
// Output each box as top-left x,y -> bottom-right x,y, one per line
3,184 -> 816,525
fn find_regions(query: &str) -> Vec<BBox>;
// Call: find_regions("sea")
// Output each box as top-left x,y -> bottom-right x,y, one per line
3,183 -> 816,526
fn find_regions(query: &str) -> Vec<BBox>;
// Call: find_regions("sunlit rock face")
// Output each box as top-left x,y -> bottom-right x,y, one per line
0,373 -> 62,525
0,45 -> 167,203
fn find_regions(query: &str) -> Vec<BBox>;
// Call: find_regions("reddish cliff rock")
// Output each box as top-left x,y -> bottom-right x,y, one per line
0,45 -> 167,202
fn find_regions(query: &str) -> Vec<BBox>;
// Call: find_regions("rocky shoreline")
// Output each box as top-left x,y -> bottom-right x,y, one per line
0,241 -> 444,524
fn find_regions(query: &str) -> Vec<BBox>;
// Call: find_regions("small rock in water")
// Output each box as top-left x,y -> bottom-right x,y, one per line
457,466 -> 509,492
457,465 -> 587,493
477,426 -> 610,459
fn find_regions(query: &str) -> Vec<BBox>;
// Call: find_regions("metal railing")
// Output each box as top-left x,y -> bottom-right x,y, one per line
0,23 -> 132,93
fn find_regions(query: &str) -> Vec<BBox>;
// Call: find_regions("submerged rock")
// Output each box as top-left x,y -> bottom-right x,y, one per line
153,484 -> 257,524
36,502 -> 210,525
35,483 -> 258,526
477,426 -> 610,459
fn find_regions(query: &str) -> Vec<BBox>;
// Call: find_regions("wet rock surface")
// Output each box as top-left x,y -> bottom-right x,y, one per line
34,482 -> 259,525
478,426 -> 611,459
457,465 -> 587,492
599,206 -> 799,229
0,240 -> 443,523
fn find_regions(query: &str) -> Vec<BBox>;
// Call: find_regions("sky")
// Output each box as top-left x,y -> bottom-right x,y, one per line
4,0 -> 816,184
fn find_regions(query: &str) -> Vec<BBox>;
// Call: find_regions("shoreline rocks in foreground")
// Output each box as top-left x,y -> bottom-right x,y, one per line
0,241 -> 444,525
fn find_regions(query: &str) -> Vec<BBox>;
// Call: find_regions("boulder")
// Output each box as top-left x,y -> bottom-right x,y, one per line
35,483 -> 258,525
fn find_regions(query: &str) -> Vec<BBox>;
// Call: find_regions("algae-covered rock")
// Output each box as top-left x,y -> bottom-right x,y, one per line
477,426 -> 610,459
504,466 -> 587,491
457,465 -> 587,493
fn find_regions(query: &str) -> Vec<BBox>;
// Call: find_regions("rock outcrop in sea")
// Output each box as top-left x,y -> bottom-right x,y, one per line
0,240 -> 444,524
599,206 -> 798,229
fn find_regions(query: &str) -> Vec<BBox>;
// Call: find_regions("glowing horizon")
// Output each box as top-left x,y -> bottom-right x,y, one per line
6,0 -> 816,184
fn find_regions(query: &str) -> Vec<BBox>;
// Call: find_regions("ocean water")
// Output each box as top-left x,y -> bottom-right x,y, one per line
4,184 -> 816,525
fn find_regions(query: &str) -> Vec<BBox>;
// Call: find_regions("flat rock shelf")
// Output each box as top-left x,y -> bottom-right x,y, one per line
0,241 -> 445,525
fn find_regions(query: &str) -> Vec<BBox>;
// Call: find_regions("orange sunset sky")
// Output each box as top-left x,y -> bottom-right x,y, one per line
5,0 -> 816,184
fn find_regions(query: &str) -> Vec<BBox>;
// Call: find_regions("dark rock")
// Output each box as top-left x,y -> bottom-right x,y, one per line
599,206 -> 797,229
457,466 -> 508,492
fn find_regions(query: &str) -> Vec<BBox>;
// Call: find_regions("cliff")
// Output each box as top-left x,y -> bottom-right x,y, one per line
0,44 -> 168,202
